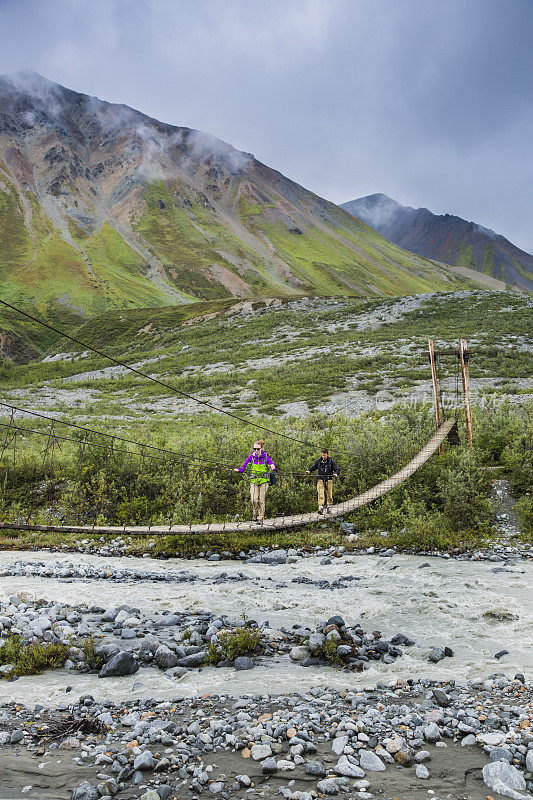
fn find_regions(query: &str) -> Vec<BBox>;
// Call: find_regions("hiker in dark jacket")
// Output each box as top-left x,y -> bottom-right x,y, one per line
307,448 -> 340,514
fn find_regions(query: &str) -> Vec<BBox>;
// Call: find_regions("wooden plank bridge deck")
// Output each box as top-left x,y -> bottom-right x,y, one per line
0,420 -> 456,537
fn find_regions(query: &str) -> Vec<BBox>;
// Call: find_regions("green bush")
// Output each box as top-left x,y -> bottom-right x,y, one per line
516,495 -> 533,540
436,448 -> 492,531
0,635 -> 70,677
313,637 -> 346,665
205,626 -> 262,665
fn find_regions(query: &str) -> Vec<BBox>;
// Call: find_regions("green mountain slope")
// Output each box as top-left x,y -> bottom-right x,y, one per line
0,73 -> 485,359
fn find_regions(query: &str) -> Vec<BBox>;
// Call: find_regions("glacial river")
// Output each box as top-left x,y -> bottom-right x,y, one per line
0,550 -> 531,707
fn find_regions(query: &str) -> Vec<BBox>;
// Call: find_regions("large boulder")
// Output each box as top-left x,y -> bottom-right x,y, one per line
176,651 -> 206,668
359,750 -> 386,771
482,761 -> 526,799
234,656 -> 254,670
261,549 -> 287,565
335,755 -> 365,778
98,651 -> 139,678
154,645 -> 178,669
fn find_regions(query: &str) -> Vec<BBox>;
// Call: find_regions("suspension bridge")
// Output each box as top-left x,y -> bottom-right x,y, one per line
0,298 -> 471,536
0,418 -> 456,535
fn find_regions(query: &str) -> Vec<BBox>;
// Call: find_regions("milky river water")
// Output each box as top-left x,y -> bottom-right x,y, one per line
0,550 -> 531,707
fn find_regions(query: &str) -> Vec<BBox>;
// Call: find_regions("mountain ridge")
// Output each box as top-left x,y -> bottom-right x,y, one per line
0,72 -> 481,359
341,193 -> 533,292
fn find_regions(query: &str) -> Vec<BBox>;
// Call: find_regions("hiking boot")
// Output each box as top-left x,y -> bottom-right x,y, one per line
325,506 -> 332,514
318,505 -> 324,515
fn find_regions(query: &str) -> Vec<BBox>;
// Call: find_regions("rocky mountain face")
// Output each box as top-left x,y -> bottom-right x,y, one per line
0,72 -> 476,338
342,194 -> 533,292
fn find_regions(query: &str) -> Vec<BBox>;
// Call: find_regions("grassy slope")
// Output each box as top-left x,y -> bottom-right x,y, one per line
2,291 -> 530,416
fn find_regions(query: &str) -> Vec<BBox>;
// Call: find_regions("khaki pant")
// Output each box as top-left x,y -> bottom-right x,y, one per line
317,479 -> 333,507
250,481 -> 268,521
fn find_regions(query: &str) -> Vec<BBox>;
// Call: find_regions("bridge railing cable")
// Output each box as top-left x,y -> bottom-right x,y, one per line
0,298 -> 316,449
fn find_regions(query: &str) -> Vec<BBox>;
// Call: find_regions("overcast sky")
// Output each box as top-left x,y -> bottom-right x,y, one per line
1,0 -> 532,252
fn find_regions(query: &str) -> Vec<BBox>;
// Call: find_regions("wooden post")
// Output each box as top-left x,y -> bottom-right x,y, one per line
459,338 -> 473,447
428,338 -> 443,453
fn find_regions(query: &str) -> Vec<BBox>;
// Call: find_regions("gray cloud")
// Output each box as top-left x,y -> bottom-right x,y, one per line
1,0 -> 532,251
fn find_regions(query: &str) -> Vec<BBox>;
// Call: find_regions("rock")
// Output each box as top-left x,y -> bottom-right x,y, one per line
234,656 -> 254,671
276,759 -> 295,771
495,649 -> 510,659
482,761 -> 526,799
261,549 -> 287,564
140,792 -> 160,800
359,750 -> 386,771
337,644 -> 352,656
261,757 -> 278,774
414,751 -> 431,763
208,782 -> 224,794
423,723 -> 441,743
332,735 -> 348,755
165,666 -> 187,678
341,523 -> 355,534
428,647 -> 445,663
383,737 -> 401,754
394,745 -> 413,766
96,643 -> 120,662
335,755 -> 365,778
461,734 -> 477,746
176,652 -> 205,668
98,651 -> 139,678
308,632 -> 326,652
479,732 -> 506,746
305,760 -> 327,777
154,645 -> 178,669
316,779 -> 339,795
290,646 -> 309,662
490,747 -> 513,762
432,688 -> 450,706
10,730 -> 23,744
390,633 -> 415,646
416,764 -> 429,779
133,750 -> 155,771
71,782 -> 99,800
251,744 -> 272,761
526,750 -> 533,772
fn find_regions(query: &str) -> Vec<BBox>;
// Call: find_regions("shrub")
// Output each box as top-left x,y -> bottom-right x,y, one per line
0,635 -> 70,677
205,626 -> 262,665
313,637 -> 346,665
516,495 -> 533,540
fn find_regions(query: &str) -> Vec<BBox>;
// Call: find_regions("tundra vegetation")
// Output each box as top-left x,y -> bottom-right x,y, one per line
0,290 -> 531,554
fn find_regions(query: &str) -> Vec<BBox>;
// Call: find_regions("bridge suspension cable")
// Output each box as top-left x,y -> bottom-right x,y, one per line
0,298 -> 315,449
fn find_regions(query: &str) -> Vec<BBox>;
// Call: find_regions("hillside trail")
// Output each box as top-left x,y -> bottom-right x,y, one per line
490,478 -> 524,541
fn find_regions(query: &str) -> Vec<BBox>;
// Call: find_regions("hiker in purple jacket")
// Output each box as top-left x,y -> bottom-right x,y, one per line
234,440 -> 276,524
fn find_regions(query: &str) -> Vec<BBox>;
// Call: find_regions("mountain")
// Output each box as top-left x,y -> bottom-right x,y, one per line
0,73 -> 482,357
341,194 -> 533,292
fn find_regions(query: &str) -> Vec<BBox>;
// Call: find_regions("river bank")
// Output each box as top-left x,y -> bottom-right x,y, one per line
0,549 -> 532,798
1,677 -> 531,800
